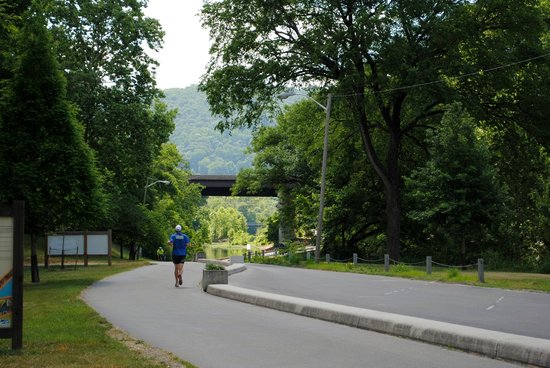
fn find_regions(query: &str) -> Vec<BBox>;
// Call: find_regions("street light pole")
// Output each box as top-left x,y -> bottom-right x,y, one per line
143,178 -> 170,204
315,93 -> 332,263
278,91 -> 332,263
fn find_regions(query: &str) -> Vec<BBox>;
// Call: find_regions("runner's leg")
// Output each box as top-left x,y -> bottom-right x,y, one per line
178,263 -> 183,285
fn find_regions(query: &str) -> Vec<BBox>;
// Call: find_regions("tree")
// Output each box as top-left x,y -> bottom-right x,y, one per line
209,207 -> 248,242
405,104 -> 506,264
0,9 -> 105,281
235,98 -> 385,257
452,0 -> 550,149
0,1 -> 31,83
488,125 -> 550,269
145,143 -> 207,257
234,99 -> 322,244
43,0 -> 175,232
200,0 -> 547,260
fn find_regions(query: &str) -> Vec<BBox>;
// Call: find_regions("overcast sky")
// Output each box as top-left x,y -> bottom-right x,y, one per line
144,0 -> 211,90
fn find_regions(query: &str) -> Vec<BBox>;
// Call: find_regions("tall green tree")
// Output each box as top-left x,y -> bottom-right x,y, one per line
200,0 -> 547,260
146,143 -> 207,256
405,104 -> 506,264
236,98 -> 385,256
42,0 -> 177,246
209,207 -> 248,242
489,126 -> 550,269
0,0 -> 31,83
234,99 -> 321,244
0,9 -> 105,281
44,0 -> 172,170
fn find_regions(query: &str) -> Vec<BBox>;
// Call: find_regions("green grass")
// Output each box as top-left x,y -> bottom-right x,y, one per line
0,261 -> 194,367
253,257 -> 550,292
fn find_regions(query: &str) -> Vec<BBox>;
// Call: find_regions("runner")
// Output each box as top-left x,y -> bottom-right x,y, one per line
169,224 -> 190,287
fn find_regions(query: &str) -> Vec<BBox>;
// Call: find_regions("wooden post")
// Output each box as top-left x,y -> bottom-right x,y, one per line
44,240 -> 49,269
108,229 -> 112,266
478,258 -> 485,283
426,256 -> 432,275
84,231 -> 88,267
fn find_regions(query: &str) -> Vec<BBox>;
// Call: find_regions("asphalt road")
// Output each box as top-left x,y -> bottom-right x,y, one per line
83,262 -> 524,368
230,263 -> 550,339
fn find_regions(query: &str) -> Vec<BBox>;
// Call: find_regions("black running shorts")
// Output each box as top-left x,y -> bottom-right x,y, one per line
172,254 -> 186,264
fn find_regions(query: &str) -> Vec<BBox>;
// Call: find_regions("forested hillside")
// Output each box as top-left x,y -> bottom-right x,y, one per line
164,86 -> 253,174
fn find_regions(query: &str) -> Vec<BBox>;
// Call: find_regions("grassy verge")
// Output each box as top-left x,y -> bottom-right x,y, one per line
0,261 -> 195,368
252,257 -> 550,292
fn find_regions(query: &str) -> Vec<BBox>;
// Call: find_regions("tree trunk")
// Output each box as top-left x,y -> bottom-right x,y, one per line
354,92 -> 404,261
461,232 -> 466,269
386,129 -> 401,261
30,232 -> 40,283
129,242 -> 136,260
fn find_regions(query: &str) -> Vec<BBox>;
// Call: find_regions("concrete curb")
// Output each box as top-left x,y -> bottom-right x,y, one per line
207,284 -> 550,368
225,263 -> 246,275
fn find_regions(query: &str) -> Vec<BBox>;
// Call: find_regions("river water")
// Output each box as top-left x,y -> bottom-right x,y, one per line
202,244 -> 247,260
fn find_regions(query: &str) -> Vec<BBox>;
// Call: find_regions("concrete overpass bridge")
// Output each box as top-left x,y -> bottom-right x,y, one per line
189,175 -> 290,244
189,175 -> 277,197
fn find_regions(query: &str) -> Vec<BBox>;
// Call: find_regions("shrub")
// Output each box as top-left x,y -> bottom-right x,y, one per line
537,257 -> 550,274
205,263 -> 225,271
447,267 -> 460,279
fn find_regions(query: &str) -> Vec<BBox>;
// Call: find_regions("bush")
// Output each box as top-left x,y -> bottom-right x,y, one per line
447,267 -> 460,279
205,263 -> 225,271
537,257 -> 550,274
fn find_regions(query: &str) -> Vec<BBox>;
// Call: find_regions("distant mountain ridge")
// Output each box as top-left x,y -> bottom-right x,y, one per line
163,86 -> 254,175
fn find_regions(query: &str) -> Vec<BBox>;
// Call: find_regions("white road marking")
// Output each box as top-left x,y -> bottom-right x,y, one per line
384,289 -> 412,296
486,296 -> 504,311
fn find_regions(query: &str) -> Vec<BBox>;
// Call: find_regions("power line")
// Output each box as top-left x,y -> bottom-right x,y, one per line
336,52 -> 550,97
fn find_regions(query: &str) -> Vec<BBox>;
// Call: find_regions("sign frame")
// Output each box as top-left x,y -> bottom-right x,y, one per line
0,200 -> 24,350
45,230 -> 112,268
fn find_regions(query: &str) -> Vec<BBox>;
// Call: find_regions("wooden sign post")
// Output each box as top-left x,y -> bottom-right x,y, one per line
0,200 -> 24,350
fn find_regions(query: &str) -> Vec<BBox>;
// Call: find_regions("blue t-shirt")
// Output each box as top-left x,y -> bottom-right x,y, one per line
170,232 -> 190,256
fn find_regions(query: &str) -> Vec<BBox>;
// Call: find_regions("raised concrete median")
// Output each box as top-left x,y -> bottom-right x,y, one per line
207,284 -> 550,368
195,259 -> 246,275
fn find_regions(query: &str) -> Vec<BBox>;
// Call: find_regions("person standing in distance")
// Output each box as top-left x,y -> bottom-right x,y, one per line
170,224 -> 190,287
